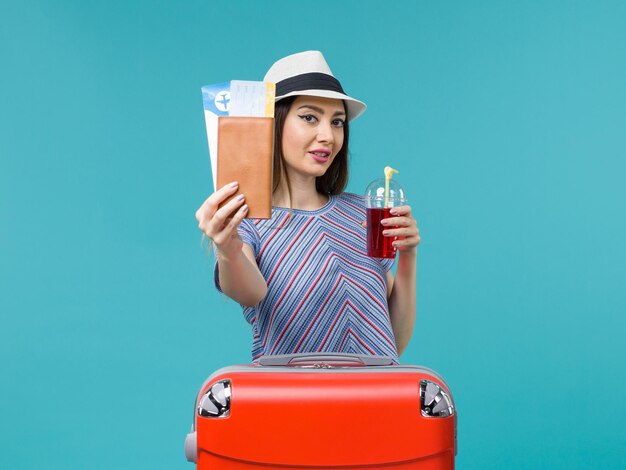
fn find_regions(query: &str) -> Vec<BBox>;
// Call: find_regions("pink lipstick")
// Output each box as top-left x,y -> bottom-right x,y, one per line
308,148 -> 331,163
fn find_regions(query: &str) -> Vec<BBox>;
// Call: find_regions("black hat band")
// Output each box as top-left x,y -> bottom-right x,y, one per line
275,72 -> 345,97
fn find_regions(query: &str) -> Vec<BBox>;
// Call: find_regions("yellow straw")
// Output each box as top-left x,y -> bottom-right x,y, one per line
384,166 -> 398,208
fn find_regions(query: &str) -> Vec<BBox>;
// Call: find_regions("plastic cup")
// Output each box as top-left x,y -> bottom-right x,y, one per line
364,179 -> 407,259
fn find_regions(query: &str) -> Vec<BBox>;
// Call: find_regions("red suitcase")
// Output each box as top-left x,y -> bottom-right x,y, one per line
185,353 -> 456,469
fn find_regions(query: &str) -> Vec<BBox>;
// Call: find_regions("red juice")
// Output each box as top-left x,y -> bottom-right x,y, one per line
366,207 -> 397,258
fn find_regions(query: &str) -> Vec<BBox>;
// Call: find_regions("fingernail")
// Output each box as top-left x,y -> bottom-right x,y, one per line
382,230 -> 390,236
230,181 -> 238,188
236,194 -> 245,201
380,220 -> 388,226
242,204 -> 249,212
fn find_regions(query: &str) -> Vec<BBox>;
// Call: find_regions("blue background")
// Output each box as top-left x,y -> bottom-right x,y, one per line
2,1 -> 625,468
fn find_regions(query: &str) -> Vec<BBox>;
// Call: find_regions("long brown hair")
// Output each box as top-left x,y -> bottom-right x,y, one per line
272,96 -> 350,201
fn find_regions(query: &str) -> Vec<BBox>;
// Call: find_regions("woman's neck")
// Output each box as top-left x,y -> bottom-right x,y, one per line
273,175 -> 329,211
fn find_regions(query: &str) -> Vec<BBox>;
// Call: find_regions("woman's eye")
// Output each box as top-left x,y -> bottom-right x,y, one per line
298,114 -> 317,123
332,119 -> 345,128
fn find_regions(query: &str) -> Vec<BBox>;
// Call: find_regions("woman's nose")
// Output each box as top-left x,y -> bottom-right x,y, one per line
316,121 -> 334,143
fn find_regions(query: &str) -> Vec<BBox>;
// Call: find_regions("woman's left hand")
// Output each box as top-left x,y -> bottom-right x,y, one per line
381,205 -> 420,253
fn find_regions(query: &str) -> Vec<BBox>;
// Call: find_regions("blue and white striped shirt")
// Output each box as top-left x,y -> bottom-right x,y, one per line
215,193 -> 398,363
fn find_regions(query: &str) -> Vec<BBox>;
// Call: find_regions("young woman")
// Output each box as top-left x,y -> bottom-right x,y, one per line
196,51 -> 420,363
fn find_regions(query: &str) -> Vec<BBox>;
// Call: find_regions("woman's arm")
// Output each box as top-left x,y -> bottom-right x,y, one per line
383,206 -> 420,356
387,250 -> 417,355
196,182 -> 267,307
216,244 -> 267,307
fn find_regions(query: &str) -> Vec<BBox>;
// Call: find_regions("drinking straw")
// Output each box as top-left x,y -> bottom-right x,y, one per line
384,166 -> 398,208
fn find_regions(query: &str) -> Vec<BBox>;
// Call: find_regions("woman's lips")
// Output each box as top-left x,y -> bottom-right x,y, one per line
309,149 -> 330,163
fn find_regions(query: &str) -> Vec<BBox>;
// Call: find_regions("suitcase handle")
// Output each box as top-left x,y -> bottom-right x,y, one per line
258,353 -> 394,367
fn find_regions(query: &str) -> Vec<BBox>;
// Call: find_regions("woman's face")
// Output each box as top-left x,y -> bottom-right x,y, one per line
281,96 -> 346,181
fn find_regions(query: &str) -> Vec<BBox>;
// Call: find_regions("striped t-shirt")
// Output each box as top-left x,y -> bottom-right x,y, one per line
215,192 -> 399,363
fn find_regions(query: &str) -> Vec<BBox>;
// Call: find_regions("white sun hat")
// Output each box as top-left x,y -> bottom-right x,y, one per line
263,50 -> 367,122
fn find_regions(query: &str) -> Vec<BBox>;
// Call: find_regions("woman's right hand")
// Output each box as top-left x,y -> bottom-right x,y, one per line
195,181 -> 249,257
